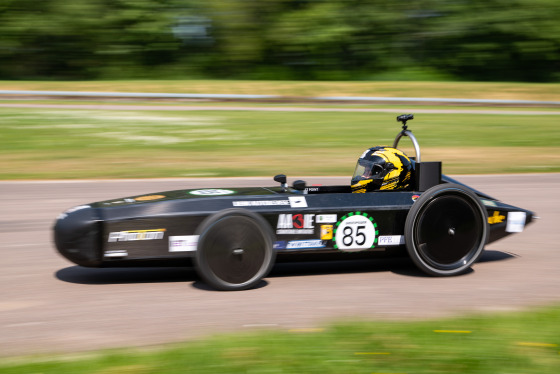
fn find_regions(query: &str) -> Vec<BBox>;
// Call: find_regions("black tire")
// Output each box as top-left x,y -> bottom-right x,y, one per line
404,183 -> 488,276
194,209 -> 276,291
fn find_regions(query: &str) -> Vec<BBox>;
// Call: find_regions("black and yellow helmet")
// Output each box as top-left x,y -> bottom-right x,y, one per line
351,147 -> 413,193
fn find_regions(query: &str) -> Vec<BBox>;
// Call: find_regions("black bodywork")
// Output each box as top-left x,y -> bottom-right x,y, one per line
54,115 -> 535,290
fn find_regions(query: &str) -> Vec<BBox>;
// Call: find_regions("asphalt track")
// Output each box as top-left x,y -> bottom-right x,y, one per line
1,174 -> 559,357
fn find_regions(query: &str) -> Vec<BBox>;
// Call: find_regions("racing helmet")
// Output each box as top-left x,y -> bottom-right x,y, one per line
351,147 -> 413,193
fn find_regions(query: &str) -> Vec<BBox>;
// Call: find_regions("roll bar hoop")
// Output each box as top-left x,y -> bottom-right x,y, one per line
393,114 -> 421,163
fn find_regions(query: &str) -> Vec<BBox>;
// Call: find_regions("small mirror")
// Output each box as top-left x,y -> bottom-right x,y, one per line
274,174 -> 287,184
292,180 -> 306,191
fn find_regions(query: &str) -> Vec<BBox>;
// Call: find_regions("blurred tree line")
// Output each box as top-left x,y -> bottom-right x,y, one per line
0,0 -> 558,81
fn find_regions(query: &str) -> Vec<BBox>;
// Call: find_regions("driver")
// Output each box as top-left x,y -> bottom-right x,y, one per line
351,147 -> 413,193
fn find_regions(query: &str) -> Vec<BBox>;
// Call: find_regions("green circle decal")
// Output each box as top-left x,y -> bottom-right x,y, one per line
334,212 -> 378,252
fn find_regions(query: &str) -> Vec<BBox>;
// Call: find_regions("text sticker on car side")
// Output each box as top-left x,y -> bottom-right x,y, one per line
316,214 -> 337,223
506,212 -> 526,233
289,196 -> 308,208
378,235 -> 405,246
334,212 -> 378,252
135,195 -> 166,201
169,235 -> 199,252
189,189 -> 235,196
286,240 -> 326,250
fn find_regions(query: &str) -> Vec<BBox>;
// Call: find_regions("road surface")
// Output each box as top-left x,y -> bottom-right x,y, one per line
0,175 -> 558,357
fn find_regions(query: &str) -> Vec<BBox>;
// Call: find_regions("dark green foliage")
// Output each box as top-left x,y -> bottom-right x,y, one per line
0,0 -> 558,81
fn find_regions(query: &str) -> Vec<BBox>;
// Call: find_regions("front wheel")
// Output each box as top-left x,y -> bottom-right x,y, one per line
404,183 -> 488,276
194,209 -> 276,291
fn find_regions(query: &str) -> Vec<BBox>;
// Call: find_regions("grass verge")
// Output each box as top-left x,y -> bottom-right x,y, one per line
1,304 -> 559,373
1,107 -> 559,179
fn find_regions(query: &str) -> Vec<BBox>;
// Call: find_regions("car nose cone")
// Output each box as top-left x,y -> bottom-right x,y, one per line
54,205 -> 102,267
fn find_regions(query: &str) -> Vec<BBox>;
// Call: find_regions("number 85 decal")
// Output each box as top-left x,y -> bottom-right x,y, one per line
334,212 -> 378,251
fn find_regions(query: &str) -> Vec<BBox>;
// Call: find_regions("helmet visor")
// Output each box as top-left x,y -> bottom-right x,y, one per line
351,159 -> 384,185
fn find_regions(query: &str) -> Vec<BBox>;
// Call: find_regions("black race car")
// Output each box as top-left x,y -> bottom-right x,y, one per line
54,115 -> 535,290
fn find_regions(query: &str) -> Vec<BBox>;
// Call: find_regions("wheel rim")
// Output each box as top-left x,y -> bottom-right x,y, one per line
414,194 -> 484,270
202,216 -> 269,286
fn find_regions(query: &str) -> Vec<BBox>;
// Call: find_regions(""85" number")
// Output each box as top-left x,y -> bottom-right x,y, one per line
342,225 -> 366,246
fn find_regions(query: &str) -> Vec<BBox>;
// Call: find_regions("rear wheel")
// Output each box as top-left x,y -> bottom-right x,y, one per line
194,209 -> 276,291
405,184 -> 488,276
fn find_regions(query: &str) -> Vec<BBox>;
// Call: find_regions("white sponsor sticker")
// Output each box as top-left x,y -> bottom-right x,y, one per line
276,214 -> 315,234
506,212 -> 526,233
378,235 -> 405,246
286,240 -> 325,249
482,199 -> 498,207
189,189 -> 235,196
289,196 -> 308,208
277,229 -> 314,235
316,214 -> 337,223
108,229 -> 166,242
102,200 -> 126,205
169,235 -> 199,252
233,200 -> 290,207
104,250 -> 128,258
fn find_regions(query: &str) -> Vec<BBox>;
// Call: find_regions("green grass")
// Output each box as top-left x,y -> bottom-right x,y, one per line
2,80 -> 559,179
2,80 -> 559,101
2,304 -> 559,373
1,107 -> 559,179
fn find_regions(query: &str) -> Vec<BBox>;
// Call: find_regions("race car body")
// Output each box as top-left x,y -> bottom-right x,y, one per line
54,115 -> 535,290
